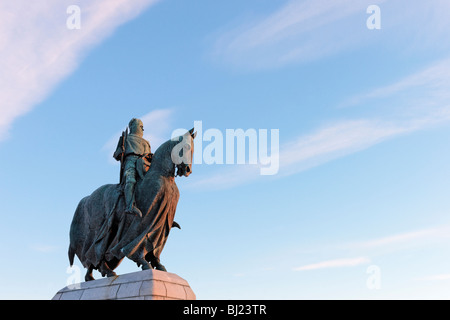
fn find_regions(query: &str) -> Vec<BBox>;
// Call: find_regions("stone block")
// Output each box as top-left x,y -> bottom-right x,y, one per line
80,284 -> 119,300
117,281 -> 142,299
184,285 -> 196,300
165,281 -> 187,300
140,279 -> 167,297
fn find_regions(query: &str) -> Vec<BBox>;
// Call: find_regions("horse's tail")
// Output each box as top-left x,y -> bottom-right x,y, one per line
68,195 -> 89,267
68,245 -> 75,267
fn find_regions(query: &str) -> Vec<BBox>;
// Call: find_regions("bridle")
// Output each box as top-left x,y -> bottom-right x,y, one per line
175,162 -> 191,177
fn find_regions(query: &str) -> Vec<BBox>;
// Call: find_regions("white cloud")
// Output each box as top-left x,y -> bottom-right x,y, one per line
290,224 -> 450,274
278,119 -> 408,176
194,3 -> 450,190
188,114 -> 443,190
350,226 -> 450,249
0,0 -> 159,141
293,257 -> 370,271
417,274 -> 450,281
293,54 -> 450,167
189,55 -> 450,190
188,115 -> 444,190
211,0 -> 450,69
212,0 -> 383,69
341,57 -> 450,109
140,108 -> 175,149
30,244 -> 59,253
233,273 -> 246,278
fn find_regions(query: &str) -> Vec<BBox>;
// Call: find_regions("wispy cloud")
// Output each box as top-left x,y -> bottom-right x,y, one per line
188,116 -> 444,190
195,2 -> 450,190
280,57 -> 450,178
188,118 -> 408,190
417,274 -> 450,281
349,226 -> 450,249
190,55 -> 450,190
278,119 -> 408,176
30,244 -> 59,253
233,273 -> 246,278
341,57 -> 450,109
211,0 -> 450,69
292,224 -> 450,273
189,112 -> 449,190
0,0 -> 159,141
212,0 -> 380,69
293,257 -> 370,271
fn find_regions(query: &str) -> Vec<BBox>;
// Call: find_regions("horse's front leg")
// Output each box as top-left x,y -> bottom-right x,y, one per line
145,252 -> 167,272
85,265 -> 95,281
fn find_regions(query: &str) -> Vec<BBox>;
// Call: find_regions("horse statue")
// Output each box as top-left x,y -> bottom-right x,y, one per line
68,128 -> 196,281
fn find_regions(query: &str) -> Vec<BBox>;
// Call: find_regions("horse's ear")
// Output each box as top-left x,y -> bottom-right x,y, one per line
186,127 -> 196,139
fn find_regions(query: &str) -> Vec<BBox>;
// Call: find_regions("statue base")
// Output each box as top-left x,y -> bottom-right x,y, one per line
52,269 -> 196,300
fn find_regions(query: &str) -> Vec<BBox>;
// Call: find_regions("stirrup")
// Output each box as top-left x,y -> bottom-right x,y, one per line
125,205 -> 143,218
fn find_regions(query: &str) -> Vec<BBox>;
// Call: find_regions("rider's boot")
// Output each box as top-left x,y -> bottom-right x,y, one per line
124,182 -> 143,218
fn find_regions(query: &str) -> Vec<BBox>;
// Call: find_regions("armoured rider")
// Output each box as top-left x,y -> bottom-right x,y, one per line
113,118 -> 152,218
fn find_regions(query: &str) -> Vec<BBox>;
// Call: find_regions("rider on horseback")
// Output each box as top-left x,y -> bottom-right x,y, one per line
113,118 -> 152,218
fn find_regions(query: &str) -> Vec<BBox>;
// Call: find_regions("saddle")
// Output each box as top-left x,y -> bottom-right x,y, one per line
136,153 -> 152,181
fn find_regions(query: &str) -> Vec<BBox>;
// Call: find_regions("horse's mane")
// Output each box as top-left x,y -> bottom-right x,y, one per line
145,137 -> 180,178
145,130 -> 194,179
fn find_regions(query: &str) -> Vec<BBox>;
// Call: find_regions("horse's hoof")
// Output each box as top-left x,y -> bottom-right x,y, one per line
141,264 -> 151,271
106,271 -> 117,278
137,258 -> 151,270
141,261 -> 151,271
155,263 -> 167,272
85,275 -> 95,282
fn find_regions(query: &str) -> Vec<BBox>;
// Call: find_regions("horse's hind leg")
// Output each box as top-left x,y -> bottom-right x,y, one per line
99,261 -> 117,278
131,248 -> 151,270
85,265 -> 95,282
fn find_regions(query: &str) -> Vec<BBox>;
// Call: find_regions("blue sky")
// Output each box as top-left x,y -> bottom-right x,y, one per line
1,0 -> 450,299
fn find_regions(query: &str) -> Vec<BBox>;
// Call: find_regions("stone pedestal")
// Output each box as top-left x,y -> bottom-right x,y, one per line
52,269 -> 196,300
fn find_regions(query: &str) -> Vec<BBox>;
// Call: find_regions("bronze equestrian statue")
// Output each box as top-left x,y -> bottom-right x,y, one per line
68,120 -> 196,281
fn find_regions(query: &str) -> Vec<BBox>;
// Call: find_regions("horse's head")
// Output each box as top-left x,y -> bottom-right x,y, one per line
148,128 -> 197,178
172,128 -> 196,177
